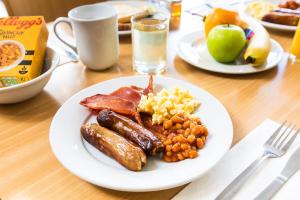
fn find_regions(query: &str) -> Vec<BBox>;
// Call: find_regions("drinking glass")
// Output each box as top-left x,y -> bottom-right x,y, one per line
290,21 -> 300,63
131,12 -> 169,74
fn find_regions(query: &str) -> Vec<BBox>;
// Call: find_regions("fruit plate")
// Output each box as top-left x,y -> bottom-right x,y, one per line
177,13 -> 284,75
242,0 -> 297,32
177,31 -> 283,74
49,75 -> 233,192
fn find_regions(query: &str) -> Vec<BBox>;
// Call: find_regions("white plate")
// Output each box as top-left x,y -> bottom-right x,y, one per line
101,0 -> 170,35
243,0 -> 297,31
260,20 -> 297,31
49,76 -> 233,192
177,17 -> 284,74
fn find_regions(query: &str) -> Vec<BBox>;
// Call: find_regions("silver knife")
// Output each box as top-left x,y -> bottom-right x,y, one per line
254,146 -> 300,200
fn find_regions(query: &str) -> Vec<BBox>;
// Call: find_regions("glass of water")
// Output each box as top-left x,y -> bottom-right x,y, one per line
131,12 -> 169,74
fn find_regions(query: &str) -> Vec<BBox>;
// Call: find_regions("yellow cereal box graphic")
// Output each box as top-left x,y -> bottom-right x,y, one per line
0,16 -> 48,87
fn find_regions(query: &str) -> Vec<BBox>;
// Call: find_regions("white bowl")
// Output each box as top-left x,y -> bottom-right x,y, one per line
0,47 -> 60,104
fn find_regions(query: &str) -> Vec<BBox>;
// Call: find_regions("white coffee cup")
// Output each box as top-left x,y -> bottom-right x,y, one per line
53,4 -> 119,70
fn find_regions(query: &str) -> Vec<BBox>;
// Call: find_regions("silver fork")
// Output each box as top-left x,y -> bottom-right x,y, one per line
215,121 -> 299,200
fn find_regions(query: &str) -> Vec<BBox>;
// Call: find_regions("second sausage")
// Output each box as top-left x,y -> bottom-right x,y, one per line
97,109 -> 163,155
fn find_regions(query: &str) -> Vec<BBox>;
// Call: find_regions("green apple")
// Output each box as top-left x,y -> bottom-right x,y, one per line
207,24 -> 246,63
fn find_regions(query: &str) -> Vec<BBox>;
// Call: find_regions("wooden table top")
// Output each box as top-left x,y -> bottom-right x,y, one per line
1,1 -> 300,200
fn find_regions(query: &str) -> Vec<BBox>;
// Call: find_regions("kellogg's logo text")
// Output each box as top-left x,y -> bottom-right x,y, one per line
0,17 -> 42,29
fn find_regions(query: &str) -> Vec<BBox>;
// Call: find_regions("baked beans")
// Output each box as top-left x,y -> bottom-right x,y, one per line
162,113 -> 208,162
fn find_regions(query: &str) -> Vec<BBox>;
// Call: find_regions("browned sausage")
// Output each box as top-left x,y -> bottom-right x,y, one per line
97,109 -> 163,155
140,113 -> 166,142
279,0 -> 300,10
81,123 -> 147,171
262,11 -> 300,26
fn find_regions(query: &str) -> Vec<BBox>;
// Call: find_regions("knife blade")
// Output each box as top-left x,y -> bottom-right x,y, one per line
281,146 -> 300,179
254,146 -> 300,200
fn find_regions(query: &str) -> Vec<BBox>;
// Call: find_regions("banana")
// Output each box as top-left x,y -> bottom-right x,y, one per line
243,24 -> 271,67
239,19 -> 249,30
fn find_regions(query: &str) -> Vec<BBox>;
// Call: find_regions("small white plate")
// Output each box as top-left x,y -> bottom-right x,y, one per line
101,0 -> 170,35
177,16 -> 284,74
49,76 -> 233,192
243,0 -> 297,31
177,32 -> 283,74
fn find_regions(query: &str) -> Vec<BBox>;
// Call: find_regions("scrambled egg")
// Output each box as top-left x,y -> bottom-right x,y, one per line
138,87 -> 200,124
246,1 -> 278,19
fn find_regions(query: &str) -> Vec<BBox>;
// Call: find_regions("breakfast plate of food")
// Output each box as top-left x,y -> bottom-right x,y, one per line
101,0 -> 170,35
244,0 -> 300,31
49,75 -> 233,191
177,8 -> 284,74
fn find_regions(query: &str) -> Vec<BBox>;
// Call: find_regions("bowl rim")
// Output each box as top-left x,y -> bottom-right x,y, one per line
0,47 -> 60,92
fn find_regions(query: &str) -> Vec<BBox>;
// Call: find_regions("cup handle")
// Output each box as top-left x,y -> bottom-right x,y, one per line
53,17 -> 77,53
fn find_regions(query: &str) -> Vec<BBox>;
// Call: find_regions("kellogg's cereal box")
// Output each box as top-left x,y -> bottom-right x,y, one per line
0,16 -> 48,87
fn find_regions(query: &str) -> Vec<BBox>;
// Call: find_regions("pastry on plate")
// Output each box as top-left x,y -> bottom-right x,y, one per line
112,3 -> 154,31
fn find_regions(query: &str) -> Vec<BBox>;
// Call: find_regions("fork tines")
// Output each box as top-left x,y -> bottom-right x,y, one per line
265,121 -> 299,153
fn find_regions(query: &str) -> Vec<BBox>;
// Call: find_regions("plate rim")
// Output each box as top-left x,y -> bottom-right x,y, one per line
259,20 -> 297,31
49,75 -> 233,192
